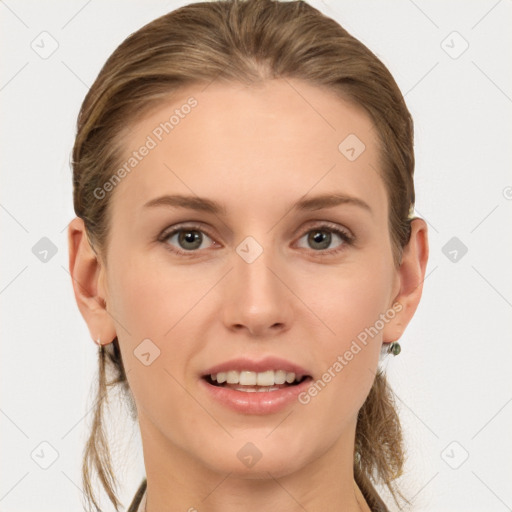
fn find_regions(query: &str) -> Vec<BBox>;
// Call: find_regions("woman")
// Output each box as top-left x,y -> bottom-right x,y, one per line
68,0 -> 428,510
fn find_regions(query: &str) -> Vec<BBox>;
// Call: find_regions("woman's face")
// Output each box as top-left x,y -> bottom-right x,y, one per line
99,79 -> 404,478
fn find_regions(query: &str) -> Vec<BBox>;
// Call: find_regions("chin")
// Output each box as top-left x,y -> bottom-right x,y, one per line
197,444 -> 309,480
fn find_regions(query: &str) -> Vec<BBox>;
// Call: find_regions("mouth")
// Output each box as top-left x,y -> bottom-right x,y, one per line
199,357 -> 314,412
202,371 -> 312,393
200,370 -> 314,414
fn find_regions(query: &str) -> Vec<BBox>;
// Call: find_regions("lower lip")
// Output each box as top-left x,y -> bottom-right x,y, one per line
200,377 -> 313,415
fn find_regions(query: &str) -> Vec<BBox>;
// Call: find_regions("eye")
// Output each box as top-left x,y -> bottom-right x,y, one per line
158,222 -> 354,257
296,223 -> 354,255
159,224 -> 217,255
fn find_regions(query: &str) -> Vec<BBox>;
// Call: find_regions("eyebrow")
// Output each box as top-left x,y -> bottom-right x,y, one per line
143,192 -> 372,216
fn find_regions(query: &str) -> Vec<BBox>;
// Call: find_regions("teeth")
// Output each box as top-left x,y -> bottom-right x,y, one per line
227,371 -> 239,384
274,370 -> 287,385
256,370 -> 271,386
210,370 -> 302,386
285,372 -> 296,384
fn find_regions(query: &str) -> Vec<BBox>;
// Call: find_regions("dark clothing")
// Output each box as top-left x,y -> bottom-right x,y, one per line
126,477 -> 390,511
126,479 -> 147,512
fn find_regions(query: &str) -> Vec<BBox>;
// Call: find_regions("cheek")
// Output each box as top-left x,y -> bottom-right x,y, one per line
305,258 -> 394,344
108,252 -> 201,340
106,253 -> 202,405
297,259 -> 392,414
107,256 -> 201,423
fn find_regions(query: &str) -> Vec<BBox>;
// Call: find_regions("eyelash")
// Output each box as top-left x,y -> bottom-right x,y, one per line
158,222 -> 355,257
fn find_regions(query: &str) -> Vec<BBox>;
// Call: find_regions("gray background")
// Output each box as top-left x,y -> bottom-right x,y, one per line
1,0 -> 511,511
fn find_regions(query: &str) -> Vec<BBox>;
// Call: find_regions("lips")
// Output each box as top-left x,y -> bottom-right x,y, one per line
199,372 -> 313,414
199,356 -> 313,414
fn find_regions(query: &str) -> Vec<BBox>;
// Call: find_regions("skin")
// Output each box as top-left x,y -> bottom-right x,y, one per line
68,78 -> 428,512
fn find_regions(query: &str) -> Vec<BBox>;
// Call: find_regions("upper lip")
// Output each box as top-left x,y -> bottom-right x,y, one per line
201,356 -> 311,378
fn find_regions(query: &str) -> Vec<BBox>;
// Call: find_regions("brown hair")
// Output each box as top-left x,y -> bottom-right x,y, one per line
72,1 -> 415,510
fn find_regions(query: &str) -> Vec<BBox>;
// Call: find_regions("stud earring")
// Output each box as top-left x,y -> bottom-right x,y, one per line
388,341 -> 401,356
380,341 -> 401,358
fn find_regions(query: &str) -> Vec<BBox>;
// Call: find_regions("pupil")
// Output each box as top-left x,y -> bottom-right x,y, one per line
179,230 -> 201,250
309,230 -> 330,250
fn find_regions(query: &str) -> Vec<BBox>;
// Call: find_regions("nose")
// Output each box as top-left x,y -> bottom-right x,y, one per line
221,242 -> 293,338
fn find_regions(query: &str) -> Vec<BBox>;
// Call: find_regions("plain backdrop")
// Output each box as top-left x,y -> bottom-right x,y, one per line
1,1 -> 511,511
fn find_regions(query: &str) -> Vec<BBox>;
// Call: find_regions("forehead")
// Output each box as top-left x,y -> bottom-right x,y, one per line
109,78 -> 387,223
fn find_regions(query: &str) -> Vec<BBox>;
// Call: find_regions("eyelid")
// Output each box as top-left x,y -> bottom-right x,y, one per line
158,222 -> 214,241
299,220 -> 354,240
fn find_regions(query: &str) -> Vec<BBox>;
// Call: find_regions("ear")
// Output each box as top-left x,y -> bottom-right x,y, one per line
67,217 -> 116,345
382,217 -> 429,343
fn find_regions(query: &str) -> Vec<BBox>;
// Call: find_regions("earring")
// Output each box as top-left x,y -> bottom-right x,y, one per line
95,337 -> 102,346
381,341 -> 401,357
388,341 -> 401,356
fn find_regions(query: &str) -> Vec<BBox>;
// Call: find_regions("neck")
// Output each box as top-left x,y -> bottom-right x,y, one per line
138,413 -> 371,512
